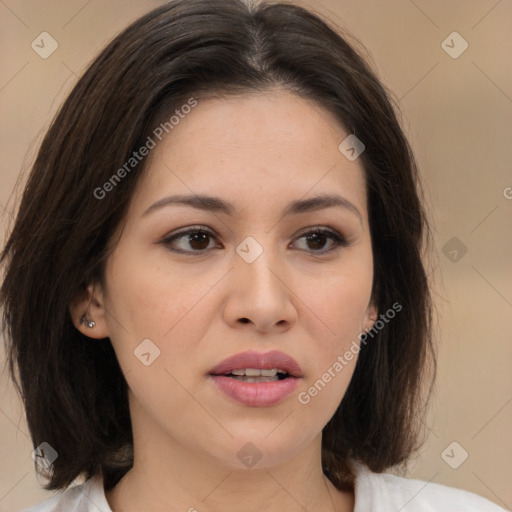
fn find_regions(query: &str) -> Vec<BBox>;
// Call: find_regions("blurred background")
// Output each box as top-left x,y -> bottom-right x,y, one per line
0,0 -> 511,510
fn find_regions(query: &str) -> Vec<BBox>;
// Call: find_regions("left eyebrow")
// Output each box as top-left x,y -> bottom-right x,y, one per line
141,193 -> 363,225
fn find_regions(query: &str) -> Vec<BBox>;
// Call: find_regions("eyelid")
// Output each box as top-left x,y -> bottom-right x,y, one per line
293,224 -> 344,238
165,225 -> 216,238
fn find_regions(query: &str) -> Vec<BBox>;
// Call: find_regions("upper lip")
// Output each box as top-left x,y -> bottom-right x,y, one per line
209,350 -> 303,378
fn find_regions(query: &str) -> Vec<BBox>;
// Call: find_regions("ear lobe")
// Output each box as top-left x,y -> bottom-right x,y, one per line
362,301 -> 378,333
69,282 -> 110,340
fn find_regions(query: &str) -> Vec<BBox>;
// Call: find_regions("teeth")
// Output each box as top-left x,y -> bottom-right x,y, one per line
230,375 -> 279,383
229,368 -> 284,377
245,368 -> 262,377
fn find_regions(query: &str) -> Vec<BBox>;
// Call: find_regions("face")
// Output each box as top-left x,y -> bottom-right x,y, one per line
73,89 -> 377,471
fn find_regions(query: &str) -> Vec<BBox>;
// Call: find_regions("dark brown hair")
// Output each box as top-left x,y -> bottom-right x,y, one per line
1,0 -> 434,493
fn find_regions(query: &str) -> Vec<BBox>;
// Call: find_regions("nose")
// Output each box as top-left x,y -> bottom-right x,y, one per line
223,243 -> 298,334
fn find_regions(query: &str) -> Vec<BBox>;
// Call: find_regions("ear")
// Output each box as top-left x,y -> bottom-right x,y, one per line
362,300 -> 378,334
69,282 -> 110,339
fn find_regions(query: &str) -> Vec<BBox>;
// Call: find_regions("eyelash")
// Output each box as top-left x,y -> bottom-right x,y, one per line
161,225 -> 348,256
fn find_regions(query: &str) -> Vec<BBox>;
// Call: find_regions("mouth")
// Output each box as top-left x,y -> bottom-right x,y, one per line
216,367 -> 292,383
208,349 -> 303,379
208,350 -> 302,407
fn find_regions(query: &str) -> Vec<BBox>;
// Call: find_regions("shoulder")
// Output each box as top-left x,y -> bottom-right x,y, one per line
17,476 -> 111,512
352,462 -> 507,511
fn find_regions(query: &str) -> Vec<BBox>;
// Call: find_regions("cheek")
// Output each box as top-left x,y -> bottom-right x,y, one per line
105,247 -> 205,337
295,256 -> 372,404
301,261 -> 373,339
103,249 -> 222,379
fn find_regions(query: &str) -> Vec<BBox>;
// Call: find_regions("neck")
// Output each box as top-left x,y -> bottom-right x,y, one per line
106,462 -> 354,512
104,412 -> 354,512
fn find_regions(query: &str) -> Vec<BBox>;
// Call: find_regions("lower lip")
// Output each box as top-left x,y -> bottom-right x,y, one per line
209,375 -> 300,407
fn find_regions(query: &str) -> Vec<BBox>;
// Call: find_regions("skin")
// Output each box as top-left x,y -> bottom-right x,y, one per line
70,89 -> 377,512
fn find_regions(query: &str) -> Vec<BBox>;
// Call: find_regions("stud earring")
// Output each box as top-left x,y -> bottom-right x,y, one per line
80,313 -> 96,328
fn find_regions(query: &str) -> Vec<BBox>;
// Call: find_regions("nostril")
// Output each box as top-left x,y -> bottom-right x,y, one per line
239,318 -> 250,324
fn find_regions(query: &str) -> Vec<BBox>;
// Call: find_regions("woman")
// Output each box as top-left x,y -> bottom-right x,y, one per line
0,0 -> 505,510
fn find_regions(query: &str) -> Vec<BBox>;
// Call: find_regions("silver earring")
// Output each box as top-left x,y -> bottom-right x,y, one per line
80,314 -> 96,328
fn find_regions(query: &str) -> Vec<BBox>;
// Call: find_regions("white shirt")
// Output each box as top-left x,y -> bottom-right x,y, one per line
19,462 -> 507,511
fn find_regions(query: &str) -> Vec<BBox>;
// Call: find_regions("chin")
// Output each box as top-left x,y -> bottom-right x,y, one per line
204,431 -> 316,471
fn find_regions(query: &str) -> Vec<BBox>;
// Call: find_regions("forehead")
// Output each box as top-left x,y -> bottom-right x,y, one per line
130,90 -> 368,221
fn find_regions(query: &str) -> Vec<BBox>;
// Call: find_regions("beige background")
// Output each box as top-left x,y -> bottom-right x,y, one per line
1,0 -> 511,510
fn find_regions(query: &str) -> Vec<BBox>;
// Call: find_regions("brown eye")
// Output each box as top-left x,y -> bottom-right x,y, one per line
292,228 -> 347,255
187,231 -> 211,251
162,227 -> 219,254
306,232 -> 329,251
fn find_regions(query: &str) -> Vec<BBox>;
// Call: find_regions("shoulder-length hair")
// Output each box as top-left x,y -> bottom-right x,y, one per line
1,0 -> 434,493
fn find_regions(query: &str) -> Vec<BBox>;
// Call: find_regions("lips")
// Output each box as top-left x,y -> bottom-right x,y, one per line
208,350 -> 303,407
208,350 -> 303,378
